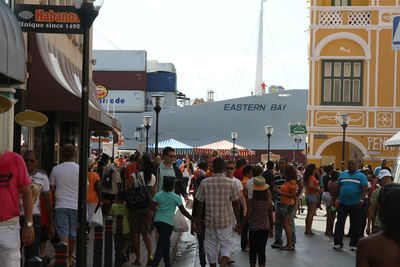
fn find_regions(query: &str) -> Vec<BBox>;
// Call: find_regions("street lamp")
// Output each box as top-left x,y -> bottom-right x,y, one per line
73,1 -> 103,266
152,94 -> 165,157
135,126 -> 144,143
339,114 -> 351,171
231,132 -> 238,159
143,116 -> 153,154
294,135 -> 302,162
265,126 -> 273,162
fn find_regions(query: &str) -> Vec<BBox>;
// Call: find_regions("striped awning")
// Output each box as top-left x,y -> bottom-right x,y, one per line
194,140 -> 255,157
149,138 -> 194,155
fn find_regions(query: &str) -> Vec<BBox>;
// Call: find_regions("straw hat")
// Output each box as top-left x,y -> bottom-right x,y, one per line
252,176 -> 269,191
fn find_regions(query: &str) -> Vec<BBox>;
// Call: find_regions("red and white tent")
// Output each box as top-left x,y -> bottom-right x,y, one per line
194,140 -> 255,157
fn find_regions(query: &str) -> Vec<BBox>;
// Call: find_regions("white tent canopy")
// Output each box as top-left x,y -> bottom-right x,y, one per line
384,131 -> 400,146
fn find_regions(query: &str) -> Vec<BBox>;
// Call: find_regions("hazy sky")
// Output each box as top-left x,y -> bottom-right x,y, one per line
93,0 -> 310,101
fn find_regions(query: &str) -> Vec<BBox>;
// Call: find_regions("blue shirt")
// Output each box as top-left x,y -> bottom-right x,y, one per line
374,166 -> 382,176
153,191 -> 183,226
338,171 -> 368,205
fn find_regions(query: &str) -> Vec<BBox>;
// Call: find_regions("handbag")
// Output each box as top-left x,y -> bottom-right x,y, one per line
173,209 -> 189,233
125,173 -> 152,209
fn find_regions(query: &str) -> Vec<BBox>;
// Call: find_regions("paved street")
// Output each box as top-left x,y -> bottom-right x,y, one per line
174,209 -> 356,267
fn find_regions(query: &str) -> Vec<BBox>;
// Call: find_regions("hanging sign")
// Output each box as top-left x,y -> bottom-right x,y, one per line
14,4 -> 83,34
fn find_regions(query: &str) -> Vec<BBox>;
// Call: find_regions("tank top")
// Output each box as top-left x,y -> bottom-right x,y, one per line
249,200 -> 270,231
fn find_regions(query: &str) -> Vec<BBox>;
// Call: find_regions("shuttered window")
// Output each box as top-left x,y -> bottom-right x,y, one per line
332,0 -> 351,6
321,60 -> 363,106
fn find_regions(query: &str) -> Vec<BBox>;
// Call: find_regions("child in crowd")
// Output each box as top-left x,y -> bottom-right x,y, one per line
276,165 -> 299,251
240,176 -> 273,267
110,191 -> 131,263
151,176 -> 198,267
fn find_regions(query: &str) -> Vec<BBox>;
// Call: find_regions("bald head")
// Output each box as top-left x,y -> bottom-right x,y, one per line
348,160 -> 357,174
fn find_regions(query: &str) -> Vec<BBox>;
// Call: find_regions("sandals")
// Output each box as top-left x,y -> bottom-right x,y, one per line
280,246 -> 295,251
305,231 -> 315,235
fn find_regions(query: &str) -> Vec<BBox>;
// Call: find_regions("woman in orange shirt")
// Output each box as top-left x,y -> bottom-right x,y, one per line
303,163 -> 320,235
87,158 -> 103,231
276,165 -> 298,250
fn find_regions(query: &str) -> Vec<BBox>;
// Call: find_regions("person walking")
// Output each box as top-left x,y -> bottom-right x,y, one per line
195,158 -> 241,267
239,176 -> 273,267
356,183 -> 400,267
326,171 -> 339,237
0,149 -> 34,266
241,164 -> 253,251
21,150 -> 54,266
332,160 -> 368,251
87,158 -> 103,230
151,176 -> 198,267
303,164 -> 320,235
49,144 -> 79,267
276,165 -> 298,250
126,155 -> 156,266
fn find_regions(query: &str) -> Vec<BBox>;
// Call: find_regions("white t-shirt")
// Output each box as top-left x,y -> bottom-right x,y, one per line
20,171 -> 50,215
246,177 -> 255,199
50,162 -> 79,210
229,177 -> 243,192
131,171 -> 156,188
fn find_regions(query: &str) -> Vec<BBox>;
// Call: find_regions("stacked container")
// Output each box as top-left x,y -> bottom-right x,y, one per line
93,50 -> 147,113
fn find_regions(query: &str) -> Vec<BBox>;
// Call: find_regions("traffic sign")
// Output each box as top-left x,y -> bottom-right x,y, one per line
289,123 -> 307,135
393,15 -> 400,50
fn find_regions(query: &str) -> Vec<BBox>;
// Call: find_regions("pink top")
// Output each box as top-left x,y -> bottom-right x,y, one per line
0,151 -> 31,222
249,200 -> 271,231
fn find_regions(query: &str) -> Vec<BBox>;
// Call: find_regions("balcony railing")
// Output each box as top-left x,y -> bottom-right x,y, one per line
318,10 -> 371,26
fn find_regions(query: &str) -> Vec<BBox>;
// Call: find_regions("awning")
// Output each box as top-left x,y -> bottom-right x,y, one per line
27,33 -> 121,132
149,138 -> 193,155
194,140 -> 255,157
0,0 -> 26,85
384,131 -> 400,147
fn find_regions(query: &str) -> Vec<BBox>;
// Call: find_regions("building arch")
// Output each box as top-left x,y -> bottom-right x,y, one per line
314,136 -> 369,159
313,32 -> 371,60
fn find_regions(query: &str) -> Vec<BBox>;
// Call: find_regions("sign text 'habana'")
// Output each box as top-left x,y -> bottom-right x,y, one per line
223,103 -> 287,112
14,5 -> 83,34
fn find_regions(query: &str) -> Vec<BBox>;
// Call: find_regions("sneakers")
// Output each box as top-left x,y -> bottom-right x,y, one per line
333,244 -> 343,250
271,242 -> 283,248
350,246 -> 357,251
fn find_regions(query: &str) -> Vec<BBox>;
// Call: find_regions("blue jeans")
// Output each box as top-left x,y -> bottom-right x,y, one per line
274,203 -> 296,244
152,222 -> 173,267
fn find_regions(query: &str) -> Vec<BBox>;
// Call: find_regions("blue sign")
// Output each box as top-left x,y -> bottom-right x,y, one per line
393,16 -> 400,50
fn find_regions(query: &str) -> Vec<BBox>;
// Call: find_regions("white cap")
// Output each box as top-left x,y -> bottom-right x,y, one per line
378,169 -> 392,180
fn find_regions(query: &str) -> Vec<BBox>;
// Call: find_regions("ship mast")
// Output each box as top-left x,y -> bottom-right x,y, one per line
255,0 -> 265,95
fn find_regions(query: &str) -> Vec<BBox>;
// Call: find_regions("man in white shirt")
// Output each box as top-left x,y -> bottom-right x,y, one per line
21,150 -> 54,265
50,144 -> 79,267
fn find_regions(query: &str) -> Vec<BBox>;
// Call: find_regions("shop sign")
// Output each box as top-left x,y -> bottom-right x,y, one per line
14,5 -> 83,34
96,85 -> 108,99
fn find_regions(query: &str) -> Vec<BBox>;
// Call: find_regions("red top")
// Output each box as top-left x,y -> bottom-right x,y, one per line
306,176 -> 320,195
234,167 -> 244,181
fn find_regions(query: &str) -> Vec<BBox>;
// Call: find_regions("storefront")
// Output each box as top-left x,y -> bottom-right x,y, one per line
0,0 -> 26,150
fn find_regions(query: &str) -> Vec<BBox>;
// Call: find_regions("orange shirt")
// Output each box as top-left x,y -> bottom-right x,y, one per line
193,169 -> 201,179
306,176 -> 319,195
280,180 -> 298,205
87,171 -> 100,203
206,170 -> 213,178
242,176 -> 251,199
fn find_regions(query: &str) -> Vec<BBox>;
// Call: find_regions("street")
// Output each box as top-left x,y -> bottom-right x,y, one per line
174,209 -> 356,267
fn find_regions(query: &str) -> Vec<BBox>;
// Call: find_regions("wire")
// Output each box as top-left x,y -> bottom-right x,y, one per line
94,29 -> 122,50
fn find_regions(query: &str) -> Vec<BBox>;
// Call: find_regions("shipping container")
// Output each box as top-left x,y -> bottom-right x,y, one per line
147,60 -> 176,73
93,71 -> 147,91
98,90 -> 145,113
147,72 -> 177,92
93,50 -> 147,71
145,91 -> 176,111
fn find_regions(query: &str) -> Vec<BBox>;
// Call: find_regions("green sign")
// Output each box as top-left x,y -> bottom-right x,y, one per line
289,123 -> 307,135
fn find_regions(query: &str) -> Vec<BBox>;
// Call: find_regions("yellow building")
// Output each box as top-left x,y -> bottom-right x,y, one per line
307,0 -> 400,169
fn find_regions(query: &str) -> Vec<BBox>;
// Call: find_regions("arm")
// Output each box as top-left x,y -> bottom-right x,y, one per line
239,199 -> 252,231
232,199 -> 240,230
366,202 -> 376,235
178,205 -> 197,222
356,239 -> 370,267
275,187 -> 296,198
239,190 -> 247,214
94,180 -> 103,204
50,185 -> 56,200
296,179 -> 304,198
150,201 -> 158,212
358,185 -> 368,207
21,184 -> 35,246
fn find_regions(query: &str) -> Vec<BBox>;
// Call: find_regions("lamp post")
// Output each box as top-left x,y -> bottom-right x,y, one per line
339,114 -> 350,171
265,126 -> 273,162
143,116 -> 153,154
135,126 -> 144,143
73,1 -> 103,266
231,132 -> 238,160
152,94 -> 165,157
294,135 -> 302,162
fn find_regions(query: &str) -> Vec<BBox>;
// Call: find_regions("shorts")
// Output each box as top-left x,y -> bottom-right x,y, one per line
322,192 -> 331,208
54,208 -> 77,240
305,193 -> 319,205
279,203 -> 294,217
0,218 -> 21,267
128,207 -> 152,235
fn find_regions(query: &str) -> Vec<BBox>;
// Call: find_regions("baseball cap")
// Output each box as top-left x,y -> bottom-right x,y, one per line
378,169 -> 392,180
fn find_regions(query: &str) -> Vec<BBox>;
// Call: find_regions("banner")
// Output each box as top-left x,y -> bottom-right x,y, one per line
14,4 -> 83,34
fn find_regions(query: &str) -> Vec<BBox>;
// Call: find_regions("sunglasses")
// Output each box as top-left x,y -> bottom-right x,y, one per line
25,159 -> 35,163
167,155 -> 175,158
226,167 -> 235,170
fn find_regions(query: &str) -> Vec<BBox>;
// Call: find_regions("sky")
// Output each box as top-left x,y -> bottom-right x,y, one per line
93,0 -> 310,102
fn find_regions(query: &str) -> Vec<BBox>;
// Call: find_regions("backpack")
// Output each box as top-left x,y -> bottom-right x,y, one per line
102,167 -> 114,189
125,173 -> 153,209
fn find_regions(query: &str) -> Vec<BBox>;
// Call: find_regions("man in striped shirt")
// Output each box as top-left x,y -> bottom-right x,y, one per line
332,159 -> 368,251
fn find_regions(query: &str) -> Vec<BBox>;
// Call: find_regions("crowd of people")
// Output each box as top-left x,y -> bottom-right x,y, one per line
0,145 -> 400,267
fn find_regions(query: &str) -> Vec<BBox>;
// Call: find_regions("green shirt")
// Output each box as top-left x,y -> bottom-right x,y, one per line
370,188 -> 382,228
110,203 -> 130,234
153,191 -> 183,226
